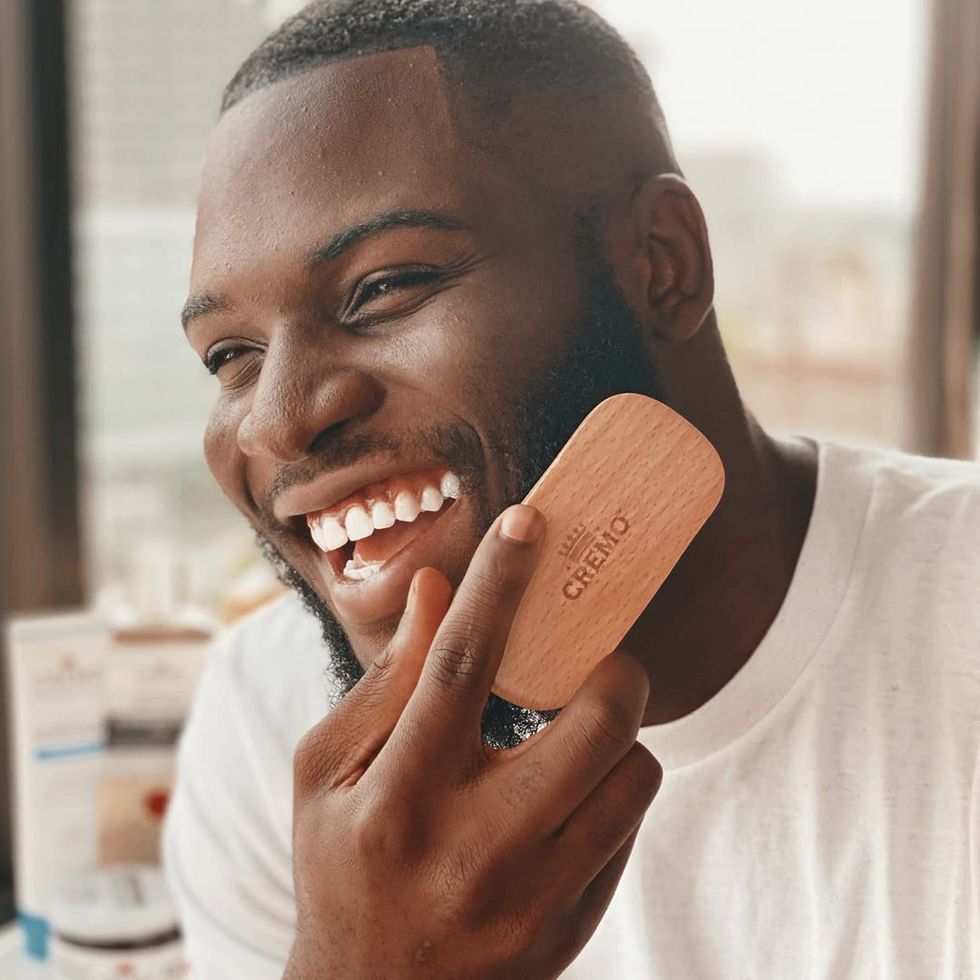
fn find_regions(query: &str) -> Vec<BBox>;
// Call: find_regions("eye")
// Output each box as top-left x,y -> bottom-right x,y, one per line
203,343 -> 260,386
203,345 -> 243,375
347,267 -> 441,316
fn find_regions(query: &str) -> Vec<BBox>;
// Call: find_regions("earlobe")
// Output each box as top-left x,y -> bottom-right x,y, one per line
634,174 -> 715,344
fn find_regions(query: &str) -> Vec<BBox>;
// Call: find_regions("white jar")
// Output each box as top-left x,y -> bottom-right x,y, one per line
48,865 -> 187,979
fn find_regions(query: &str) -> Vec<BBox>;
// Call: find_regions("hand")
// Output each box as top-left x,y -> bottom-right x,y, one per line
285,504 -> 662,980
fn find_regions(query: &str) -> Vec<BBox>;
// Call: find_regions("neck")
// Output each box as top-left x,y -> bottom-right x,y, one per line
626,328 -> 818,726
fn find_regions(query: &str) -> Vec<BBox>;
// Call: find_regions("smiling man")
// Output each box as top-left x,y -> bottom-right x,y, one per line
164,1 -> 980,978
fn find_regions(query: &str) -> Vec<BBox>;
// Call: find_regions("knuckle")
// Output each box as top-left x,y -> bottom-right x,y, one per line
500,756 -> 546,811
365,642 -> 398,682
292,724 -> 337,794
350,805 -> 391,859
350,796 -> 421,864
490,910 -> 540,965
436,845 -> 485,921
427,628 -> 484,691
549,910 -> 593,970
577,699 -> 637,756
589,806 -> 632,857
469,552 -> 525,605
622,744 -> 663,805
351,647 -> 399,709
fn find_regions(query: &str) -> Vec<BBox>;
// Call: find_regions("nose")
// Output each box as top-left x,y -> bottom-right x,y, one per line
236,333 -> 382,463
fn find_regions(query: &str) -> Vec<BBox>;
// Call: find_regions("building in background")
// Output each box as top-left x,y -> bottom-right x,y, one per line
68,0 -> 924,609
69,0 -> 269,609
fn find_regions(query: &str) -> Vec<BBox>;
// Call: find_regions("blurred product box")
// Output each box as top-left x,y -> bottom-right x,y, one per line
6,594 -> 213,962
99,626 -> 211,866
5,612 -> 110,960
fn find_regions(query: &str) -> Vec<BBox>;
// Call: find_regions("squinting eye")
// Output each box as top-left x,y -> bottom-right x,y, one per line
203,345 -> 250,376
353,268 -> 440,310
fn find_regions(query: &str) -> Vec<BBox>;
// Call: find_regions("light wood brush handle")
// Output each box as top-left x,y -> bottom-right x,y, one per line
492,393 -> 725,710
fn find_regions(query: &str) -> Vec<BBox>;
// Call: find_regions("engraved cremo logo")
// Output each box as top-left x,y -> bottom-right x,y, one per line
560,511 -> 631,600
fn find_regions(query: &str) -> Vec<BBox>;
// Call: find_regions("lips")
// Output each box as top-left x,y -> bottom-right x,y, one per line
308,480 -> 472,629
306,467 -> 462,582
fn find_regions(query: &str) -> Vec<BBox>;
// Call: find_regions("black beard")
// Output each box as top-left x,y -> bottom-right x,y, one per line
257,243 -> 664,750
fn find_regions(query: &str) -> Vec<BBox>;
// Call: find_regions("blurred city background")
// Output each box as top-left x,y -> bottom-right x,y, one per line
66,0 -> 962,614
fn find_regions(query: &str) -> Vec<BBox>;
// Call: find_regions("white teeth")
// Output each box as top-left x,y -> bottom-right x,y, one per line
371,500 -> 396,529
311,470 -> 459,552
440,472 -> 462,499
394,491 -> 421,523
343,559 -> 383,582
345,506 -> 374,541
308,521 -> 327,551
310,516 -> 348,552
420,485 -> 444,512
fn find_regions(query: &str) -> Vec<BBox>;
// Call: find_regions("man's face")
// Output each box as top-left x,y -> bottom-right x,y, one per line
185,49 -> 661,738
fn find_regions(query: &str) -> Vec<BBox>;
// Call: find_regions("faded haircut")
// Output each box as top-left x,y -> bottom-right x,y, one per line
222,0 -> 656,119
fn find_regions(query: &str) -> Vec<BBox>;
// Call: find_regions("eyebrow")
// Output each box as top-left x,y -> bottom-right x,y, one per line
180,292 -> 230,331
306,208 -> 467,264
180,208 -> 467,332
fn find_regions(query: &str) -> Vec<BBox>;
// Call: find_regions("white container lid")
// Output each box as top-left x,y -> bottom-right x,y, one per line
49,865 -> 180,944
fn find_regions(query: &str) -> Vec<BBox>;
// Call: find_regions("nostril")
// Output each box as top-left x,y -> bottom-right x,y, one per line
307,420 -> 349,457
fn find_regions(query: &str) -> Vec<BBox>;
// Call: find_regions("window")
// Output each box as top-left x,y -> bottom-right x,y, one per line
593,0 -> 925,447
68,0 -> 927,611
69,0 -> 269,611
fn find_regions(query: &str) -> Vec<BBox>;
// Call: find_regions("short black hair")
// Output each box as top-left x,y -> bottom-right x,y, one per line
222,0 -> 655,119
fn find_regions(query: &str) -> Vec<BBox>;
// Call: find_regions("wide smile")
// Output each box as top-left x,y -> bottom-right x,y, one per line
302,467 -> 468,626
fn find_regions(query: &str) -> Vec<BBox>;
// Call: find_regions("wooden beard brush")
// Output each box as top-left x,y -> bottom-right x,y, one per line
491,393 -> 725,711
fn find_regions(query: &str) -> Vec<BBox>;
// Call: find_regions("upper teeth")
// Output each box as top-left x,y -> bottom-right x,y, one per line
420,485 -> 443,512
394,491 -> 422,523
345,506 -> 374,541
440,472 -> 461,498
310,517 -> 348,552
307,471 -> 461,553
371,500 -> 396,528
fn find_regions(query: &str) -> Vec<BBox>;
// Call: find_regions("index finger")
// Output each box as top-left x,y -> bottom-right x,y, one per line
394,504 -> 546,754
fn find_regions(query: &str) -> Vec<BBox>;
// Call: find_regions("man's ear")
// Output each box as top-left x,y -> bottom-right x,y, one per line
625,174 -> 715,344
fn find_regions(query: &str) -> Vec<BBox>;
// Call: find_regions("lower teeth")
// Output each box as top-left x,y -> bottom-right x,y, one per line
343,558 -> 384,582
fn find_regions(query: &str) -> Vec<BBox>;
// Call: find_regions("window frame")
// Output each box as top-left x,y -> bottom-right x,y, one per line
0,0 -> 82,923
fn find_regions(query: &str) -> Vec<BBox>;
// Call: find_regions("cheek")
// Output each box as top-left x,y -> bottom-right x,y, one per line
203,402 -> 246,503
420,299 -> 572,415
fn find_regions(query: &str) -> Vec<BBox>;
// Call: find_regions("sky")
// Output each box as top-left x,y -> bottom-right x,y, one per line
593,0 -> 927,214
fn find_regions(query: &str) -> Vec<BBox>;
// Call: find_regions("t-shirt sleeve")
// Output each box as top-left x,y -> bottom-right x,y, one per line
163,632 -> 298,980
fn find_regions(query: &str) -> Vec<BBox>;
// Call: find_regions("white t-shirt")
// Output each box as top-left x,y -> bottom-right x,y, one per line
163,442 -> 980,978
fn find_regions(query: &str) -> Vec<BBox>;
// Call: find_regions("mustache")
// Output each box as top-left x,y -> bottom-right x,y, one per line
257,422 -> 487,536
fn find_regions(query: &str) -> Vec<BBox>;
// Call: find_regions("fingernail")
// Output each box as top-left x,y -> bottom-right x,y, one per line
500,505 -> 543,544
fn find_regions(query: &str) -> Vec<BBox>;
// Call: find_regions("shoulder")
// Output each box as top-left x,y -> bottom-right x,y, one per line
824,442 -> 980,691
824,442 -> 980,558
164,593 -> 333,971
213,592 -> 338,744
169,592 -> 337,857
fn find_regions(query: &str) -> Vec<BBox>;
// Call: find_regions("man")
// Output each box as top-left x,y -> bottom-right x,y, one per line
164,0 -> 980,976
